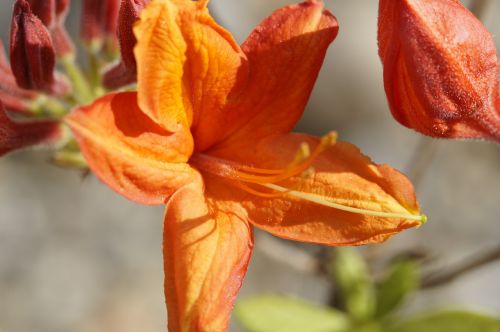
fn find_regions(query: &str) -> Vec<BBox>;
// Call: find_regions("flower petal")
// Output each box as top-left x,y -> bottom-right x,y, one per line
134,0 -> 247,141
212,0 -> 338,150
65,92 -> 198,205
0,100 -> 60,156
163,180 -> 253,331
207,133 -> 422,246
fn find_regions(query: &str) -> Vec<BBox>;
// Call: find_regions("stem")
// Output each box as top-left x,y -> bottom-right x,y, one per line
29,95 -> 67,117
405,137 -> 439,190
422,245 -> 500,289
60,55 -> 94,104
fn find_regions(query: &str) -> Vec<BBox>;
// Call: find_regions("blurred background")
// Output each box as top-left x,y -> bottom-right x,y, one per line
1,0 -> 499,331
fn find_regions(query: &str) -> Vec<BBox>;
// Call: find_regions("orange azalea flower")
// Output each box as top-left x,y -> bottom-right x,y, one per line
66,0 -> 426,330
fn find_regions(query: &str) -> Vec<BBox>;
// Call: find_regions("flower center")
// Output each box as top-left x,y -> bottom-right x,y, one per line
190,132 -> 427,224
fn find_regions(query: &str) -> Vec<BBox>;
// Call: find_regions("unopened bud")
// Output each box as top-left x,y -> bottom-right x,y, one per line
55,0 -> 70,18
378,0 -> 500,142
81,0 -> 120,47
27,0 -> 56,28
103,0 -> 149,88
10,0 -> 56,92
0,100 -> 61,156
26,0 -> 74,56
0,39 -> 9,72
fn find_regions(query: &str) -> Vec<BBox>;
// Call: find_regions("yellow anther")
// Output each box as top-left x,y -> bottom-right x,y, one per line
320,131 -> 338,148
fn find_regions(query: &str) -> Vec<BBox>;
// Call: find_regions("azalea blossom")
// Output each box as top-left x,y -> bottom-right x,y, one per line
65,0 -> 426,330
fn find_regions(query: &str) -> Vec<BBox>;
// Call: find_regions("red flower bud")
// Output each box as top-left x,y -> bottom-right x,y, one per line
0,40 -> 10,73
378,0 -> 500,142
10,0 -> 57,92
25,0 -> 74,56
27,0 -> 56,28
0,101 -> 61,156
55,0 -> 70,18
102,0 -> 149,88
81,0 -> 120,45
0,38 -> 38,112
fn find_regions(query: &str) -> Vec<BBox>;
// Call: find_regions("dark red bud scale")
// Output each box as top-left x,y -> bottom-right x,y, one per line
103,0 -> 149,88
10,0 -> 56,92
378,0 -> 500,142
81,0 -> 120,44
0,101 -> 61,155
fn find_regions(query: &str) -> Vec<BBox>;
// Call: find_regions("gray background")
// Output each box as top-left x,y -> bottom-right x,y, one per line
1,0 -> 500,331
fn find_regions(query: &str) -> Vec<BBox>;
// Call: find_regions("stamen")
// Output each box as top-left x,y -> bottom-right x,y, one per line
233,182 -> 289,199
262,183 -> 427,223
192,131 -> 426,224
192,131 -> 338,185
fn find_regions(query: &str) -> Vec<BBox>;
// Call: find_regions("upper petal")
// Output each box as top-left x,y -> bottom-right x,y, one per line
211,0 -> 339,150
163,180 -> 253,332
134,0 -> 248,145
65,92 -> 198,205
205,133 -> 422,246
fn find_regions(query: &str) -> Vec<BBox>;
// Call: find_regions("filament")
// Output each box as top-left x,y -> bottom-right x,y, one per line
192,132 -> 427,223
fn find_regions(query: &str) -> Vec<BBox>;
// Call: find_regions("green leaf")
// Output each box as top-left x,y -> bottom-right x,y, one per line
387,311 -> 500,332
235,295 -> 350,332
333,248 -> 376,321
375,260 -> 419,317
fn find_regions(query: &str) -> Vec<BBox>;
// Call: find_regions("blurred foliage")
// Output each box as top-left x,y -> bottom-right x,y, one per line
236,248 -> 500,332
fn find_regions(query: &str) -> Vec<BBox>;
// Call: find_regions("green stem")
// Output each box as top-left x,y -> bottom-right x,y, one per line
60,55 -> 94,104
29,95 -> 68,117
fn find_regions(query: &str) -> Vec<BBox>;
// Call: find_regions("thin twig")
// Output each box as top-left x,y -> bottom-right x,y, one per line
405,137 -> 439,190
421,245 -> 500,289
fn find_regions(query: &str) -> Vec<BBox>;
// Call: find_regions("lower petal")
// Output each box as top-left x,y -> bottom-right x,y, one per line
206,133 -> 422,246
163,181 -> 253,332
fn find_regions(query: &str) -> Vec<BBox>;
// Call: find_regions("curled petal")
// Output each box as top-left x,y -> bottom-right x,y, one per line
378,0 -> 500,141
66,92 -> 198,204
163,181 -> 253,331
207,133 -> 422,246
133,0 -> 248,140
0,101 -> 60,156
211,0 -> 338,150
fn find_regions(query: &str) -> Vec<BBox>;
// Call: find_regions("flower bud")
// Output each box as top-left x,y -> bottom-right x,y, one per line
26,0 -> 74,56
81,0 -> 120,47
0,38 -> 38,113
55,0 -> 70,17
10,0 -> 57,92
378,0 -> 500,142
0,39 -> 9,72
27,0 -> 56,28
0,100 -> 61,156
102,0 -> 149,88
